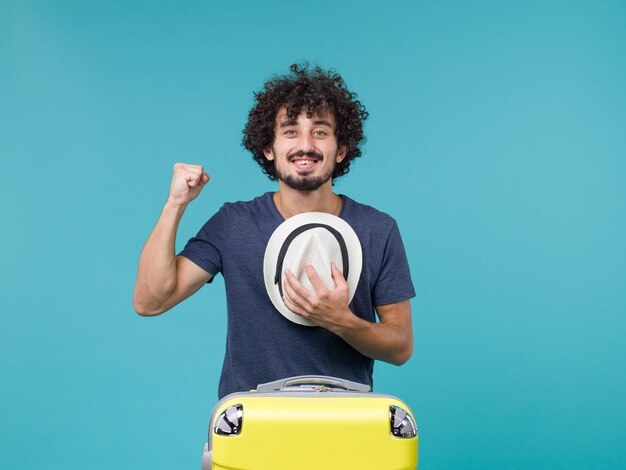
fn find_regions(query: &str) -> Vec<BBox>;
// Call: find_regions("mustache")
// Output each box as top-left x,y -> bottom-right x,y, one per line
287,150 -> 323,161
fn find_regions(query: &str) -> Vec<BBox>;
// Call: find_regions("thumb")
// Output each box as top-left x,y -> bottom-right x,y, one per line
198,172 -> 210,186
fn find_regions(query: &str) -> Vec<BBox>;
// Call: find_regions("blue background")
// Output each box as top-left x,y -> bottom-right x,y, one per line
2,1 -> 625,468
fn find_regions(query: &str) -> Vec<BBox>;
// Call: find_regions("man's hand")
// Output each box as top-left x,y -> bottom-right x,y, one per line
282,262 -> 353,333
282,262 -> 413,365
167,162 -> 210,207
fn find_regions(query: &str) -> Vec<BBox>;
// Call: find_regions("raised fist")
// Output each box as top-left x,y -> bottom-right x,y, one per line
167,163 -> 210,206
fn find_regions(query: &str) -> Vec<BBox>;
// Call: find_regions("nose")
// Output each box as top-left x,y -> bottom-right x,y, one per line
296,132 -> 315,153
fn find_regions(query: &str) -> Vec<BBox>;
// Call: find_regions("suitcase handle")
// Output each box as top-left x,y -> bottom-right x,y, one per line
256,375 -> 371,393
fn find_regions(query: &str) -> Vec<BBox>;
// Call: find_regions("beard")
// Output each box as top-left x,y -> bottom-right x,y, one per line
279,172 -> 332,192
274,149 -> 336,192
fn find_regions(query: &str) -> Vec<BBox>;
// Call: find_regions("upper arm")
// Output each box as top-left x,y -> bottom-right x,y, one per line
375,300 -> 412,328
147,256 -> 213,316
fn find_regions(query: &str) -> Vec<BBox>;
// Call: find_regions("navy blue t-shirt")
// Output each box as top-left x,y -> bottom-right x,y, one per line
179,192 -> 415,399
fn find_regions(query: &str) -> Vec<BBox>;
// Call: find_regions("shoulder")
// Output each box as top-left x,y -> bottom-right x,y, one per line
341,195 -> 398,232
216,192 -> 275,218
207,192 -> 281,238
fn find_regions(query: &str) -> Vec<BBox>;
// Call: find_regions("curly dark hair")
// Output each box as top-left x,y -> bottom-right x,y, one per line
243,63 -> 369,181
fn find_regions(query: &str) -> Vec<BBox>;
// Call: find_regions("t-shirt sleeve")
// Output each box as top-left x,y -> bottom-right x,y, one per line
177,207 -> 228,278
371,221 -> 416,306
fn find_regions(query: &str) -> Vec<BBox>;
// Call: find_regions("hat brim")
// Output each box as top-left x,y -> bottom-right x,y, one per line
263,212 -> 363,327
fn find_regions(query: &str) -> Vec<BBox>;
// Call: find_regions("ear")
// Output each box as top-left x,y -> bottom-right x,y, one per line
336,145 -> 348,163
263,147 -> 275,161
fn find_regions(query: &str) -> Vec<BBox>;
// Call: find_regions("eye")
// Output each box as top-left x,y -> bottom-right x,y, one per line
313,130 -> 328,137
284,129 -> 297,136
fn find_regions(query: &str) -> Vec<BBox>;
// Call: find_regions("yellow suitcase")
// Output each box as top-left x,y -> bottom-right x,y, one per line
201,376 -> 418,470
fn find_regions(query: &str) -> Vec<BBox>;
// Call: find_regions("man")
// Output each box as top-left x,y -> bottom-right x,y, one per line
133,64 -> 415,399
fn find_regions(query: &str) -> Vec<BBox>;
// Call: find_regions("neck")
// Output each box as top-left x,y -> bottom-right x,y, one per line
274,181 -> 342,219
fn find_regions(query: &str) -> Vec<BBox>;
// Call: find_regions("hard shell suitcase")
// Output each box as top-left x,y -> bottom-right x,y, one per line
201,375 -> 418,470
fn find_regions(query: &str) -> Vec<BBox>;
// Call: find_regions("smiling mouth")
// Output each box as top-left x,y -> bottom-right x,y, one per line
291,158 -> 319,165
290,158 -> 321,172
288,151 -> 323,171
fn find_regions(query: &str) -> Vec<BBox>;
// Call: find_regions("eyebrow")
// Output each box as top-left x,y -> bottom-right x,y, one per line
278,118 -> 334,128
279,119 -> 298,128
312,119 -> 333,128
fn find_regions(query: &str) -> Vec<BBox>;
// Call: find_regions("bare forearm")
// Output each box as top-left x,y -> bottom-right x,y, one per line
333,312 -> 413,366
133,202 -> 187,314
281,267 -> 414,364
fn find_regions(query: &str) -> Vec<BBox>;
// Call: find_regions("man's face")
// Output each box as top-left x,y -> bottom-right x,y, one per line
264,108 -> 346,192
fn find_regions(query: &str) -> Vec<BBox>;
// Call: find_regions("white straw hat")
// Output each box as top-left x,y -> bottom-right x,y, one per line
263,212 -> 363,326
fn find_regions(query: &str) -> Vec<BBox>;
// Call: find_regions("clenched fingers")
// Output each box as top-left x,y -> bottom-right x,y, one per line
174,163 -> 205,185
169,162 -> 210,205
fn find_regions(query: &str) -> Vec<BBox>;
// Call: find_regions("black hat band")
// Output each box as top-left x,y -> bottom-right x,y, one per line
274,223 -> 349,297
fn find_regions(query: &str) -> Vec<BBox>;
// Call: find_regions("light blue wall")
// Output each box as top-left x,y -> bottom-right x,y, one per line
2,1 -> 625,468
